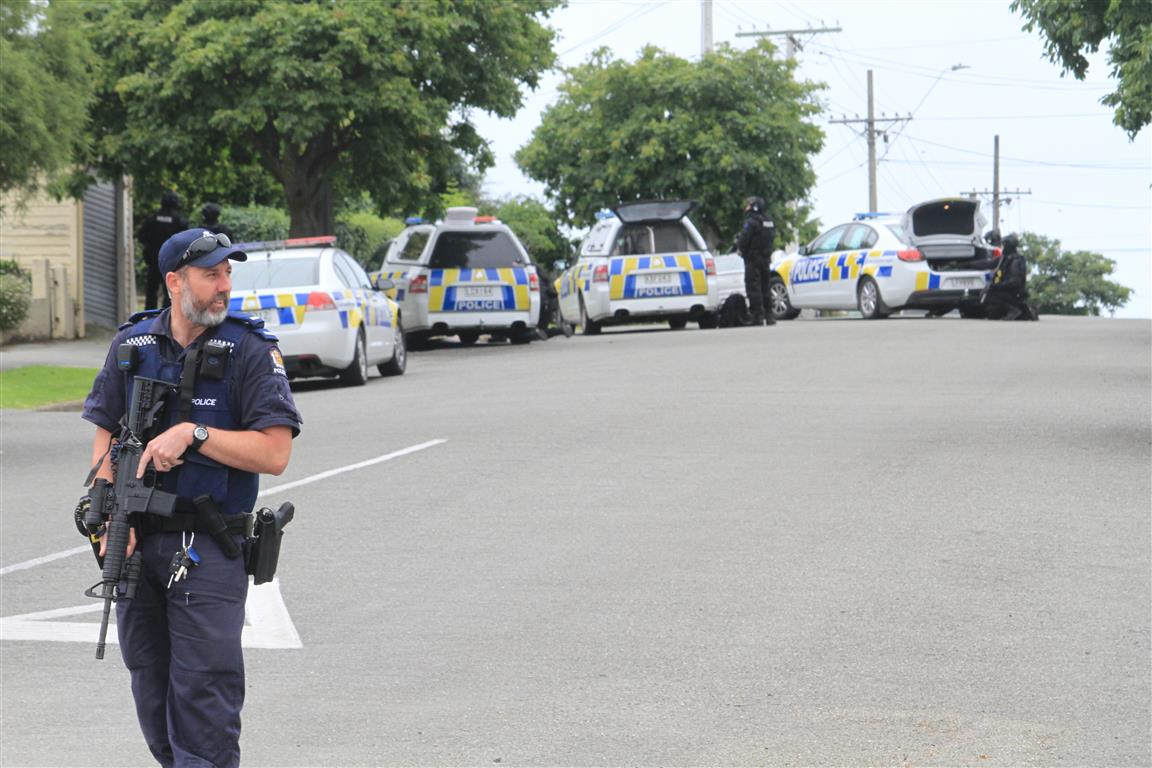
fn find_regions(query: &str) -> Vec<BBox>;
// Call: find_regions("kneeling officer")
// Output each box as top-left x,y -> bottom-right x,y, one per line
81,228 -> 302,767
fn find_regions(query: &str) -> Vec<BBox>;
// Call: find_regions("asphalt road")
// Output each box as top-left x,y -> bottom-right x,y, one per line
2,315 -> 1149,767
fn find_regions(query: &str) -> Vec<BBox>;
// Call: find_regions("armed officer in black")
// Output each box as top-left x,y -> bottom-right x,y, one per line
737,196 -> 777,326
137,192 -> 189,310
982,233 -> 1036,320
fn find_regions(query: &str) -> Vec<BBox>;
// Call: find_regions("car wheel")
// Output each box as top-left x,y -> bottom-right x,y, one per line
857,277 -> 890,319
579,295 -> 601,335
768,276 -> 800,320
377,318 -> 407,376
457,331 -> 480,346
668,317 -> 688,330
698,313 -> 719,329
339,330 -> 369,386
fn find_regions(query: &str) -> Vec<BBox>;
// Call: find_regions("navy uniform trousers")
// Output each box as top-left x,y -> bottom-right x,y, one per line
117,530 -> 248,768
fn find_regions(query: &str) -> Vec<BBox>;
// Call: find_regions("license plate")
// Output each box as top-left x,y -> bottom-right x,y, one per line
947,277 -> 984,289
640,273 -> 676,287
460,286 -> 499,300
258,308 -> 280,326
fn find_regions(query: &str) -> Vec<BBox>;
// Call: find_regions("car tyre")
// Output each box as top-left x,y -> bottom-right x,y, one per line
857,277 -> 890,319
377,318 -> 407,376
668,317 -> 689,330
579,295 -> 601,335
768,276 -> 800,320
339,330 -> 369,386
698,313 -> 719,329
457,331 -> 480,346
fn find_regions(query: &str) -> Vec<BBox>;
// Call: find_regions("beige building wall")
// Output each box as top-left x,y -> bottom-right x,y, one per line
0,191 -> 83,339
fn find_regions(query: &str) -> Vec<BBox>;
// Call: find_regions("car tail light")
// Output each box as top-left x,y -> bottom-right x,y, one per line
705,257 -> 716,276
897,248 -> 923,262
592,264 -> 609,283
528,272 -> 540,292
408,274 -> 429,294
305,291 -> 337,311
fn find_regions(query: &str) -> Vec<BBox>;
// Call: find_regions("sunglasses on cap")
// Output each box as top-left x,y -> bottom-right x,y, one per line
173,232 -> 232,272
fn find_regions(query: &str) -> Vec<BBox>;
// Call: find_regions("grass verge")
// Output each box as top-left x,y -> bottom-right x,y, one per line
0,366 -> 99,410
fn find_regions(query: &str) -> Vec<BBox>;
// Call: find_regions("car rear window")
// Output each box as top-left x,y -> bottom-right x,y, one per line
612,222 -> 695,256
428,231 -> 526,269
230,255 -> 319,290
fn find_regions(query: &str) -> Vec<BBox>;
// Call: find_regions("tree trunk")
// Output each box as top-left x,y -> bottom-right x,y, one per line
283,168 -> 334,238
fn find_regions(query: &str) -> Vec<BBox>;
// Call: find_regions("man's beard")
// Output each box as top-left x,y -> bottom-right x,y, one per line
180,285 -> 229,327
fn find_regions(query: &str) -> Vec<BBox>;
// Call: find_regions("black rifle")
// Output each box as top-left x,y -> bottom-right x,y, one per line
84,376 -> 178,660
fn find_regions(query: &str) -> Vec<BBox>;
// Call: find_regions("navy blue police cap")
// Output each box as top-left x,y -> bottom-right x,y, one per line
159,228 -> 248,277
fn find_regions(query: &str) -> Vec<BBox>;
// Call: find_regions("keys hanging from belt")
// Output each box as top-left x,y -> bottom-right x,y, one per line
167,532 -> 200,589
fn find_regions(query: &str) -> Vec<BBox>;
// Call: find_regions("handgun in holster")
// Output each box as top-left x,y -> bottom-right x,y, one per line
246,502 -> 295,585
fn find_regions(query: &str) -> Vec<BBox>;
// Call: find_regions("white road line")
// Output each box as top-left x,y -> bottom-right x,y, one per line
254,438 -> 446,498
0,439 -> 447,576
0,545 -> 92,576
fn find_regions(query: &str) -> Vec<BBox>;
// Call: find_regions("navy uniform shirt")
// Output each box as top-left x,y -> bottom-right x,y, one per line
83,310 -> 302,438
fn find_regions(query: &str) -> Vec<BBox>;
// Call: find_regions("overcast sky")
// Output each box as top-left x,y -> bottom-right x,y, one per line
474,0 -> 1151,319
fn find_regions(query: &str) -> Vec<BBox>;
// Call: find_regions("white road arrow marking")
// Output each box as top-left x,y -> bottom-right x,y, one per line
0,579 -> 302,649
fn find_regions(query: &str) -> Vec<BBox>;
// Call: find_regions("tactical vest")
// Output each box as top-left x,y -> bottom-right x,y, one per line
118,310 -> 274,516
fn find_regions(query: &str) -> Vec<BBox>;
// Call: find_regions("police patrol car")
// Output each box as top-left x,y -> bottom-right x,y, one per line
372,208 -> 541,346
229,236 -> 405,385
768,198 -> 998,320
555,200 -> 719,334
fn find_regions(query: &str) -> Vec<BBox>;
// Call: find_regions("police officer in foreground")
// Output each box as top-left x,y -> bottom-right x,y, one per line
82,228 -> 302,767
737,196 -> 777,326
982,232 -> 1037,320
198,201 -> 235,241
137,192 -> 189,310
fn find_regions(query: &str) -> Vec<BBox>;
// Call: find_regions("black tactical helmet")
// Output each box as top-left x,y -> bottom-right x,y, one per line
985,229 -> 1002,246
201,202 -> 222,222
1002,233 -> 1020,252
744,196 -> 766,213
161,190 -> 181,209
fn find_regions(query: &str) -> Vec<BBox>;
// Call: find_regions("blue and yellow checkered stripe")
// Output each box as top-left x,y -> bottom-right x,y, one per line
608,254 -> 707,300
427,268 -> 532,312
230,290 -> 393,329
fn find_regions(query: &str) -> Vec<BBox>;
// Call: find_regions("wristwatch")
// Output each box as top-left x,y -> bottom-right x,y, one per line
191,424 -> 209,451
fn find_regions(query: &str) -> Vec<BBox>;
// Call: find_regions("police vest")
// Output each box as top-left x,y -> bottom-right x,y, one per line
118,310 -> 276,516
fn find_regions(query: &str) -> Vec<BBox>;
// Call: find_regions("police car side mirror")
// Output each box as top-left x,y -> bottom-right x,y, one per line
369,272 -> 395,291
798,244 -> 811,256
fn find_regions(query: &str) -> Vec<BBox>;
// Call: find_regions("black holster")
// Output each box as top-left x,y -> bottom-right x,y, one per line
245,502 -> 295,585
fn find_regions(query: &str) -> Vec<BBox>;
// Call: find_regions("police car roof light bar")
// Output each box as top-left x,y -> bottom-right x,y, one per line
234,235 -> 337,252
852,212 -> 895,220
404,216 -> 424,225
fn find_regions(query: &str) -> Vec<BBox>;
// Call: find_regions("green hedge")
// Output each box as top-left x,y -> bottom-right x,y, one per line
0,260 -> 32,332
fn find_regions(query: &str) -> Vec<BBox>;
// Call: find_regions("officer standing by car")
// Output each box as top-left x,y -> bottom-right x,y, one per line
197,201 -> 235,241
81,228 -> 302,768
137,192 -> 189,310
737,196 -> 776,326
982,233 -> 1037,320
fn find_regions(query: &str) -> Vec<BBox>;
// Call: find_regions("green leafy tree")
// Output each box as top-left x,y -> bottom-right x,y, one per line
0,0 -> 94,205
515,42 -> 825,246
83,0 -> 560,236
1011,0 -> 1151,138
1021,232 -> 1131,315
